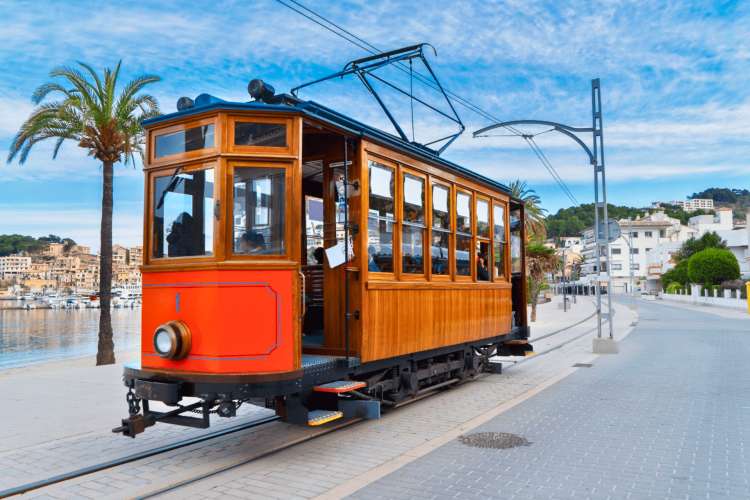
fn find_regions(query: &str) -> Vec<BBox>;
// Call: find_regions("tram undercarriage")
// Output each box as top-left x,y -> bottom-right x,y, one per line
115,332 -> 531,437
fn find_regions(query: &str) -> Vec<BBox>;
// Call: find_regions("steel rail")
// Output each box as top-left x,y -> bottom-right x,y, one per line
138,320 -> 607,498
5,310 -> 609,499
0,415 -> 280,498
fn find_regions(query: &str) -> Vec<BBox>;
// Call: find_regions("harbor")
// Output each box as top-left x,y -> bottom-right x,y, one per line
0,304 -> 140,370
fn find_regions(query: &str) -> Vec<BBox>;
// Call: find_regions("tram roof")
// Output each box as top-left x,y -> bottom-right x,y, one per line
144,94 -> 512,196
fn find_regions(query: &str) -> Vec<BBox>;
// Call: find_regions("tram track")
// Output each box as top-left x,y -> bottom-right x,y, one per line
4,304 -> 604,499
0,415 -> 280,498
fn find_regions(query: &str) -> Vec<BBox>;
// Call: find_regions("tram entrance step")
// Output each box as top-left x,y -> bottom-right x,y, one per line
307,409 -> 343,426
313,380 -> 367,393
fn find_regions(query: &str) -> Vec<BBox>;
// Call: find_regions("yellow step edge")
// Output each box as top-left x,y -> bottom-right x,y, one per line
307,410 -> 343,426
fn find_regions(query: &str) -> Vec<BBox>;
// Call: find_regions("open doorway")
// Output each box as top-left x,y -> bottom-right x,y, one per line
300,125 -> 358,353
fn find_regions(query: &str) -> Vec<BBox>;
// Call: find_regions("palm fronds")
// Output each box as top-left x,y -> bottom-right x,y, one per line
7,61 -> 161,165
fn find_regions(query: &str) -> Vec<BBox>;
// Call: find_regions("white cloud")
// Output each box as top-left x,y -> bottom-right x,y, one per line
0,204 -> 143,251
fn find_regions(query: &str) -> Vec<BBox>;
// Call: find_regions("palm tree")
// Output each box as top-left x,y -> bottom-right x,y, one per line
7,62 -> 160,365
526,242 -> 559,322
508,179 -> 547,240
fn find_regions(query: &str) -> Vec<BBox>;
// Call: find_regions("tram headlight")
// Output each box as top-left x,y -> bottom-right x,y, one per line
153,321 -> 191,360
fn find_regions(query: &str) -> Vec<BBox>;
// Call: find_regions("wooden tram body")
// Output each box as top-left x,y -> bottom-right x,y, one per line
117,84 -> 531,436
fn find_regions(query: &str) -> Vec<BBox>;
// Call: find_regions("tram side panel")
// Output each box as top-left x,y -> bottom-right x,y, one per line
360,285 -> 513,362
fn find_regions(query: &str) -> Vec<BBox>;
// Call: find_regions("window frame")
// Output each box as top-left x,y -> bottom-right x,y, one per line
429,178 -> 453,282
366,157 -> 398,280
227,115 -> 294,156
226,159 -> 293,261
147,160 -> 220,265
150,116 -> 218,165
491,199 -> 509,281
454,187 -> 474,281
475,194 -> 492,282
399,166 -> 428,280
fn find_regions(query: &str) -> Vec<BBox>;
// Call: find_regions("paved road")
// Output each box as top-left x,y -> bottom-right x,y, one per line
352,299 -> 750,500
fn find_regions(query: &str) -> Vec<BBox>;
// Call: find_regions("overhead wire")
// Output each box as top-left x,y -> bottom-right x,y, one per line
275,0 -> 580,205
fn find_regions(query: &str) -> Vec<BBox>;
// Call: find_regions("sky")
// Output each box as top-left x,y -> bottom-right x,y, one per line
0,0 -> 748,250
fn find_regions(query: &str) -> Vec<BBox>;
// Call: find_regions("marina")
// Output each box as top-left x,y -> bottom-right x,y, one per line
0,304 -> 140,370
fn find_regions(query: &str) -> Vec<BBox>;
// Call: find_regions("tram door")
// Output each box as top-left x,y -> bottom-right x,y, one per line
300,131 -> 360,355
299,158 -> 348,350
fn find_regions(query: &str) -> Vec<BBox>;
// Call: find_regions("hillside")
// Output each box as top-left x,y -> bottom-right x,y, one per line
0,234 -> 76,257
546,186 -> 748,239
690,187 -> 749,219
545,203 -> 703,239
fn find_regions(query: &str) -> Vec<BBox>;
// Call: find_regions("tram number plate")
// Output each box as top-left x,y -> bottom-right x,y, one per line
135,379 -> 182,404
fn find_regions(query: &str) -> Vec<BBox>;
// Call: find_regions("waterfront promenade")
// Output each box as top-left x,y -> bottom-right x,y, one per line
1,294 -> 641,498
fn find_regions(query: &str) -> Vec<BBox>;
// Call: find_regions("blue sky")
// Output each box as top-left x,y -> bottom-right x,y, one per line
0,0 -> 748,249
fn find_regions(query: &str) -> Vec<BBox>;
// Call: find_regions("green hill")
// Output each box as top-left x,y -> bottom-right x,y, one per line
690,188 -> 749,219
546,203 -> 701,239
0,234 -> 76,257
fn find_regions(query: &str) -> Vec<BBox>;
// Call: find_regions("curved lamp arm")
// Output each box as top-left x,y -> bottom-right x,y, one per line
473,119 -> 595,165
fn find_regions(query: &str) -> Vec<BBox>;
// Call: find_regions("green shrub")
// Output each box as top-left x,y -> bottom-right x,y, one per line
661,260 -> 689,287
665,282 -> 682,294
687,248 -> 740,286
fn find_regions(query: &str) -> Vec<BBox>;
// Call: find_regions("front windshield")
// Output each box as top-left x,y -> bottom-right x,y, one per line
233,166 -> 286,255
152,168 -> 214,258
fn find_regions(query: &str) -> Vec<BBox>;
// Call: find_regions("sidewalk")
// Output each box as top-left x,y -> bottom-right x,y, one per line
350,297 -> 749,500
4,297 -> 636,498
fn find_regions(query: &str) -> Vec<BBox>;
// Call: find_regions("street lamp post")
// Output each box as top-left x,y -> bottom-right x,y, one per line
474,78 -> 617,353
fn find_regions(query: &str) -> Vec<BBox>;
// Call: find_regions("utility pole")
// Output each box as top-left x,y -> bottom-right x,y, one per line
473,78 -> 617,353
562,247 -> 567,312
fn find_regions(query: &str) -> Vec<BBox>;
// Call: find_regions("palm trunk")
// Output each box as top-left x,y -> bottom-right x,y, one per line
97,160 -> 115,365
530,300 -> 537,322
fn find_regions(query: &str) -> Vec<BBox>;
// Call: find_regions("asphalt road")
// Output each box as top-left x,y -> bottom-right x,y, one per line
352,298 -> 750,500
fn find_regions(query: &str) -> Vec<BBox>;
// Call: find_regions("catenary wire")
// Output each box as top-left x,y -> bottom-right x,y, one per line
275,0 -> 579,203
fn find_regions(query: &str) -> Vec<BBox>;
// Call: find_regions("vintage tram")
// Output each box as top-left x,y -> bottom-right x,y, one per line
115,75 -> 531,437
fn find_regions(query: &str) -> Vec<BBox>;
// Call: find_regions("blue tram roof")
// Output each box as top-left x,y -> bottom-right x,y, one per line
144,94 -> 512,196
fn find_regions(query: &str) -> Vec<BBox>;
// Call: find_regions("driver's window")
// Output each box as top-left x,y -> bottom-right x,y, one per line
152,167 -> 214,258
233,166 -> 286,255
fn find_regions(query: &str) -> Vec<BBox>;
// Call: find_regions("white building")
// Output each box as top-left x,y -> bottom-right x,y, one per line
683,198 -> 714,212
687,207 -> 733,234
0,255 -> 32,280
581,211 -> 696,293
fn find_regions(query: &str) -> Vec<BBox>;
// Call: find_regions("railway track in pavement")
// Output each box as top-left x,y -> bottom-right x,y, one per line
3,305 -> 606,499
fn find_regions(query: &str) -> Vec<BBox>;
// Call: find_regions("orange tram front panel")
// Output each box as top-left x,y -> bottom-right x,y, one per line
141,269 -> 296,374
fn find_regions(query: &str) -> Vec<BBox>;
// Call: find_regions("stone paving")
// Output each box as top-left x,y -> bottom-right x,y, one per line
3,295 -> 631,499
350,299 -> 750,500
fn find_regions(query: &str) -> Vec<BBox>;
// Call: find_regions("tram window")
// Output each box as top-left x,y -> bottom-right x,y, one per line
477,241 -> 490,281
493,204 -> 506,279
493,204 -> 506,241
233,167 -> 286,255
234,122 -> 287,147
402,174 -> 425,274
368,161 -> 395,273
367,219 -> 393,273
368,161 -> 394,218
155,124 -> 214,158
476,199 -> 490,238
152,168 -> 214,258
510,208 -> 522,273
432,184 -> 450,230
456,235 -> 472,276
455,191 -> 473,277
431,231 -> 450,275
431,184 -> 450,276
456,192 -> 472,234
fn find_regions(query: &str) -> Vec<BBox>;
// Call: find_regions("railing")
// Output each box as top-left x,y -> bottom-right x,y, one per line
662,284 -> 749,311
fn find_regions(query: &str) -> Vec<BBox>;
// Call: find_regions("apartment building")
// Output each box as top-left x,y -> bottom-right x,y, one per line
581,211 -> 696,292
0,256 -> 32,280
